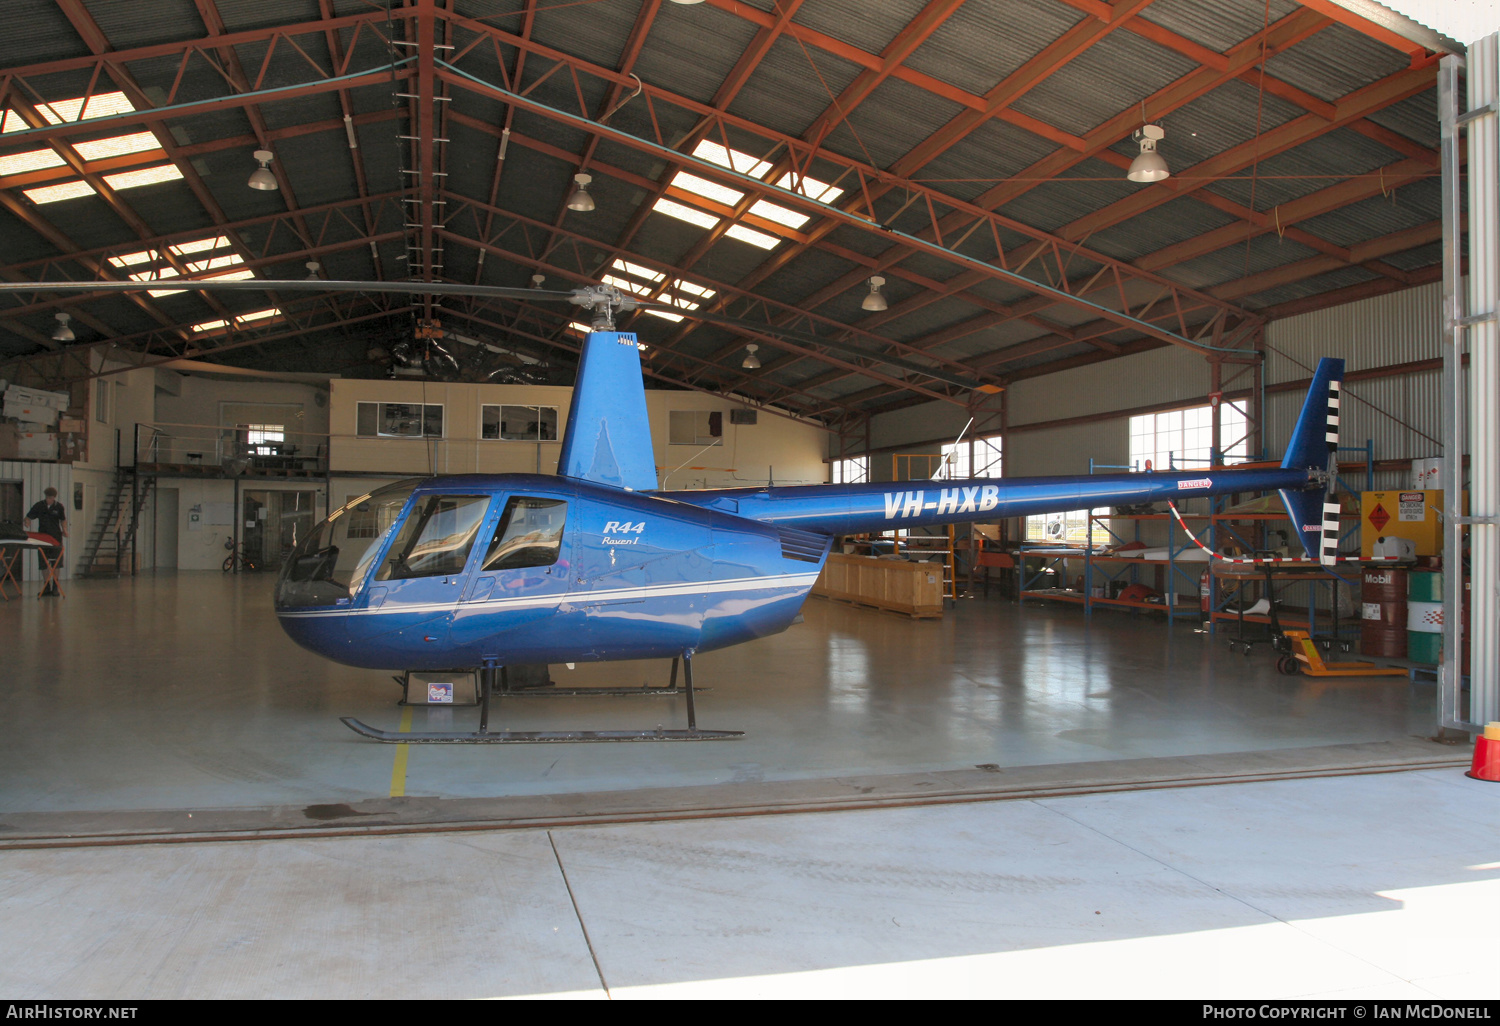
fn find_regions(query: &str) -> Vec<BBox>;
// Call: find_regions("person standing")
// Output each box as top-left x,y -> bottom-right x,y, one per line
23,486 -> 67,596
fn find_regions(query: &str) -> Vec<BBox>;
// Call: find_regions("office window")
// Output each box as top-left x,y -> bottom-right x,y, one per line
831,456 -> 868,484
932,435 -> 1002,480
356,402 -> 443,438
481,404 -> 558,441
245,424 -> 283,455
1130,402 -> 1248,471
669,410 -> 722,446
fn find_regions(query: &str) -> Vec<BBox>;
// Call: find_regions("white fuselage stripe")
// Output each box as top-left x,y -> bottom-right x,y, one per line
278,572 -> 822,618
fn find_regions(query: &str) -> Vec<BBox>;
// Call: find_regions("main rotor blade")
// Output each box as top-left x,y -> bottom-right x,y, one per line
0,278 -> 580,303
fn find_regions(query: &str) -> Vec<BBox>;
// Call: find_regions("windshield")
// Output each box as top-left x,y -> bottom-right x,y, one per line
274,479 -> 422,609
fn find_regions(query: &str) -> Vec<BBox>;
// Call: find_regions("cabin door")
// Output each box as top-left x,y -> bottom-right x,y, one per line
450,492 -> 572,650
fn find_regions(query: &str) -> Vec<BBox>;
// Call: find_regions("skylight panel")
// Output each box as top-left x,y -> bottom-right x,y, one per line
34,91 -> 135,126
601,274 -> 652,296
185,254 -> 244,274
776,171 -> 844,204
0,148 -> 66,176
724,223 -> 779,250
237,308 -> 280,323
23,181 -> 95,204
692,140 -> 771,178
190,318 -> 229,334
653,197 -> 718,230
104,164 -> 183,190
749,199 -> 809,230
645,310 -> 684,323
671,171 -> 744,207
170,236 -> 232,256
108,249 -> 157,268
663,294 -> 699,311
610,259 -> 663,283
73,132 -> 159,162
672,279 -> 715,299
206,268 -> 255,282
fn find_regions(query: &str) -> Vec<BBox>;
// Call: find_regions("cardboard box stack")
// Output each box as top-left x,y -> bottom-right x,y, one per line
0,380 -> 72,462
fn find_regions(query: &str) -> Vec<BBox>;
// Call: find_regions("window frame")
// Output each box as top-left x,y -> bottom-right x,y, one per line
668,409 -> 723,447
356,401 -> 444,439
480,403 -> 560,442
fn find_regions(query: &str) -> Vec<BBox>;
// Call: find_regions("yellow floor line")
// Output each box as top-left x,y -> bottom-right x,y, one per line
389,707 -> 413,797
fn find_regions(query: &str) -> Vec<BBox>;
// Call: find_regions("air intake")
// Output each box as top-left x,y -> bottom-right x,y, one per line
730,409 -> 758,425
777,525 -> 830,563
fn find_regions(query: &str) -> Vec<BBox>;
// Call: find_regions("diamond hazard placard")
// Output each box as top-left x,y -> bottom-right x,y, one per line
1368,504 -> 1390,531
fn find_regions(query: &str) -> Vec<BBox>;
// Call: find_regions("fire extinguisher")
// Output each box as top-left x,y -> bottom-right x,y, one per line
1200,567 -> 1212,614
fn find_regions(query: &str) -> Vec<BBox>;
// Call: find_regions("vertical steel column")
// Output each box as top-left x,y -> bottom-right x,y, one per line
1439,54 -> 1470,730
1456,36 -> 1500,730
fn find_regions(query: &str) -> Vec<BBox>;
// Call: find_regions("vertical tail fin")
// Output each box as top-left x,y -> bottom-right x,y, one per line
1278,357 -> 1344,563
556,330 -> 659,491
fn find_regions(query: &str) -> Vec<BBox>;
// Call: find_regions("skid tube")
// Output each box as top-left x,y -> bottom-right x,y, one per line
340,654 -> 743,743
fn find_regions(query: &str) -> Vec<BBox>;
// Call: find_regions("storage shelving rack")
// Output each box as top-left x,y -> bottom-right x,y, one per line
1204,440 -> 1374,640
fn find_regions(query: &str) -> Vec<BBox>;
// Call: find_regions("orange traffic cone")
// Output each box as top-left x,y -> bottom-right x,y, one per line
1468,722 -> 1500,783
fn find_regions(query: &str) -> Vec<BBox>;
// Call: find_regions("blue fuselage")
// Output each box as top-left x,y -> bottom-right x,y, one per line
274,465 -> 1312,671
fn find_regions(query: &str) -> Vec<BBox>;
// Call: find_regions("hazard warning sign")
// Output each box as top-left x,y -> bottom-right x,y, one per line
1368,504 -> 1390,531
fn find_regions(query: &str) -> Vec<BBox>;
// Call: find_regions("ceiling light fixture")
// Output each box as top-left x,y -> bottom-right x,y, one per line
305,261 -> 321,280
531,274 -> 545,288
565,173 -> 595,212
1127,124 -> 1169,184
51,312 -> 74,342
247,149 -> 278,191
667,0 -> 705,4
742,344 -> 760,369
861,275 -> 888,312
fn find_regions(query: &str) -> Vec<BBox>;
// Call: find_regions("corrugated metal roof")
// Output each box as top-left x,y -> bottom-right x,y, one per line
728,35 -> 865,141
1136,0 -> 1301,54
793,0 -> 931,62
1088,194 -> 1243,264
635,3 -> 763,106
1009,28 -> 1198,137
843,76 -> 968,171
902,0 -> 1085,98
1263,22 -> 1413,102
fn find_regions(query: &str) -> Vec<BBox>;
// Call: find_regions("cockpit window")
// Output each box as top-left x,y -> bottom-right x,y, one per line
275,478 -> 422,608
377,494 -> 490,580
483,497 -> 567,571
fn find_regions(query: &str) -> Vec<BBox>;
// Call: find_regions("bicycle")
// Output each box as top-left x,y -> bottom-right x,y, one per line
222,538 -> 259,573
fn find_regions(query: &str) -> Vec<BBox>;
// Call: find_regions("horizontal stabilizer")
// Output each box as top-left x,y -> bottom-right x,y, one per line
557,330 -> 659,492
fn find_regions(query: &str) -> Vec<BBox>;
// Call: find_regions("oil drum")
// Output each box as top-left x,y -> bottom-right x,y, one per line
1361,567 -> 1407,658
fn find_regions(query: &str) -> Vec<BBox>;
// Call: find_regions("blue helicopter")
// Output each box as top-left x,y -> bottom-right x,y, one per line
0,277 -> 1343,744
271,304 -> 1346,743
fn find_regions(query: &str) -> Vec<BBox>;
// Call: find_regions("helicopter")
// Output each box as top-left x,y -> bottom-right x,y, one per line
0,278 -> 1344,743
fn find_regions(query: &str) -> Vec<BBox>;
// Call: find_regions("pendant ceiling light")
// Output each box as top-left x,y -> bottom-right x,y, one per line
305,261 -> 321,280
51,312 -> 74,342
566,173 -> 596,212
247,149 -> 278,191
861,275 -> 888,312
742,344 -> 761,369
1127,124 -> 1169,184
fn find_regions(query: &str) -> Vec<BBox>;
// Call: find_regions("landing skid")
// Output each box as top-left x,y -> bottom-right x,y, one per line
339,719 -> 740,743
342,655 -> 741,744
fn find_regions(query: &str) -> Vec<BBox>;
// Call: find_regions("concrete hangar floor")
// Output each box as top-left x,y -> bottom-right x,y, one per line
0,572 -> 1494,999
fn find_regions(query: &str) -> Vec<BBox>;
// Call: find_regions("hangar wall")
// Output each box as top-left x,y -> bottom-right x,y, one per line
329,379 -> 827,489
868,281 -> 1448,489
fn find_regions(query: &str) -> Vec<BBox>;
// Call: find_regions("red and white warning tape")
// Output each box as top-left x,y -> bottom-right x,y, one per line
1163,501 -> 1395,565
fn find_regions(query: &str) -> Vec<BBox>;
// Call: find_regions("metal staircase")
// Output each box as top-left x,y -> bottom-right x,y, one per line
78,469 -> 155,577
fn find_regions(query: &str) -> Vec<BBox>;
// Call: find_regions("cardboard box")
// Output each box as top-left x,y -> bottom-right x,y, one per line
57,417 -> 85,434
16,431 -> 58,461
3,400 -> 59,425
3,384 -> 69,411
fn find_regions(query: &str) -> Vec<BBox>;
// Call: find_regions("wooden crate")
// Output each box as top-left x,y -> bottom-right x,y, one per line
813,553 -> 945,618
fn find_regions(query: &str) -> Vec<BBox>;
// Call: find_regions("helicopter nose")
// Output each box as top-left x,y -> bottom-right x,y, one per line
275,609 -> 349,661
